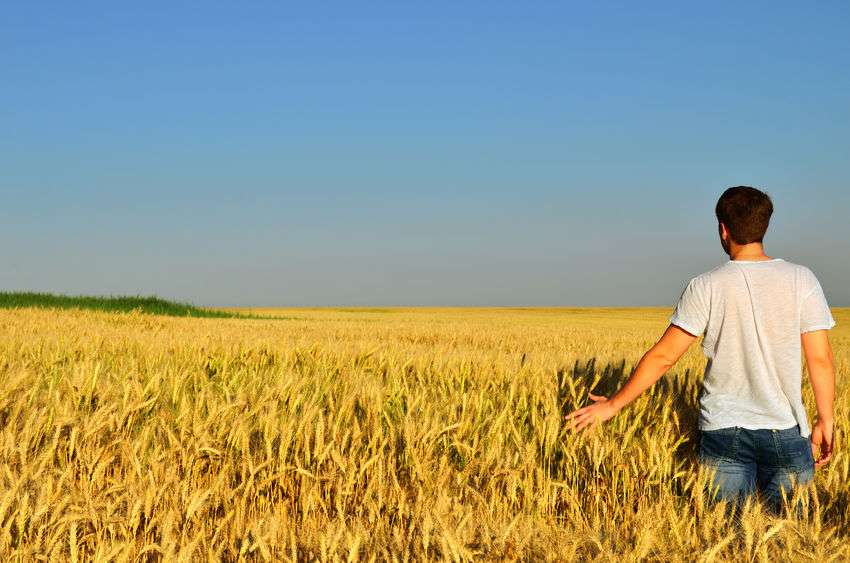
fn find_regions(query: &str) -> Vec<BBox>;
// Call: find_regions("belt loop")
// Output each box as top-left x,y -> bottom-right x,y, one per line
732,426 -> 741,459
772,427 -> 782,456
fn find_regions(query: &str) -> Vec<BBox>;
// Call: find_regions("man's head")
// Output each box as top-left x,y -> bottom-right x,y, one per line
715,186 -> 773,255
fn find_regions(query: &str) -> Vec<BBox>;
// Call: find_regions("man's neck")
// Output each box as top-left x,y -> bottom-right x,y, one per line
729,242 -> 771,261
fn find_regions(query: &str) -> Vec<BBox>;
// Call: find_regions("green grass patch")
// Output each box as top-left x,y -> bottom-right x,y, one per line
0,292 -> 264,319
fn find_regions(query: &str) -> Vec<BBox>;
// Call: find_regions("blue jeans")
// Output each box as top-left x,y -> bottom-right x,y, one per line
698,424 -> 815,517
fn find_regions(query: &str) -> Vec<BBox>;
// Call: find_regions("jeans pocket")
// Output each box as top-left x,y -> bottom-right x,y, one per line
776,430 -> 814,470
699,427 -> 738,463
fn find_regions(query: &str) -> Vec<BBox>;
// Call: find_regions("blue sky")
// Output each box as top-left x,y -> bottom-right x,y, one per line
2,2 -> 848,306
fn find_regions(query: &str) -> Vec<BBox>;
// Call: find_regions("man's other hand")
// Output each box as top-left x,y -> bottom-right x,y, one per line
810,419 -> 835,468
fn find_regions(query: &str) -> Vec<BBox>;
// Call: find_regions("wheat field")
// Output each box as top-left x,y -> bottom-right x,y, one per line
0,306 -> 847,561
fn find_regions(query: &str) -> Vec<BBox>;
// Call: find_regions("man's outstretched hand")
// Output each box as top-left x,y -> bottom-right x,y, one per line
564,392 -> 621,433
562,324 -> 697,434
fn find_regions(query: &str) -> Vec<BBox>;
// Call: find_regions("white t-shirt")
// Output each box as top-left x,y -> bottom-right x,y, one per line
669,258 -> 835,438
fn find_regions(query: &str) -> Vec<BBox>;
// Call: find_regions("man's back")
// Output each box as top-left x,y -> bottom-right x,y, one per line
670,257 -> 835,438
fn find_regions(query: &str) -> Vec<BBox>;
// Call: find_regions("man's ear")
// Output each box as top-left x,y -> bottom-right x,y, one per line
718,222 -> 731,255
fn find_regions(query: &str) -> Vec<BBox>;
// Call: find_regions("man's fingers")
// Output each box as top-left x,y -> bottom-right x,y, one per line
815,447 -> 833,468
568,412 -> 593,432
565,407 -> 586,420
569,410 -> 604,433
565,393 -> 609,421
810,425 -> 835,469
568,412 -> 588,427
581,416 -> 602,432
573,416 -> 595,433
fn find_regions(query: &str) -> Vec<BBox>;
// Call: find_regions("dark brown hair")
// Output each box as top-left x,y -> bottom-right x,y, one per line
715,186 -> 773,244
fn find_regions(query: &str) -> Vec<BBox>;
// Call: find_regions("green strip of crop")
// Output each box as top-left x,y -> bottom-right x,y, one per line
0,292 -> 269,319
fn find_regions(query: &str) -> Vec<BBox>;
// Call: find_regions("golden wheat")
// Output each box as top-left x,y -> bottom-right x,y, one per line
0,306 -> 847,561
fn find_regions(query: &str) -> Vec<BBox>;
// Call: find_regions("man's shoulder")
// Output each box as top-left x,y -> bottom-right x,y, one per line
764,259 -> 818,283
694,258 -> 818,291
702,258 -> 809,275
779,259 -> 814,276
688,262 -> 727,285
680,258 -> 816,291
779,260 -> 821,292
673,267 -> 717,300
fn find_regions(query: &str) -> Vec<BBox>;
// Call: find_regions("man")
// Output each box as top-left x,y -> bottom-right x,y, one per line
565,186 -> 836,516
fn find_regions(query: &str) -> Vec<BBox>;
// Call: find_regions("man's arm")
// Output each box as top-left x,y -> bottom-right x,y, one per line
801,329 -> 836,468
565,324 -> 697,432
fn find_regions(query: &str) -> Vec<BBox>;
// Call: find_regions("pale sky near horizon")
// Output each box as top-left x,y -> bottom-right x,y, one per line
2,2 -> 849,307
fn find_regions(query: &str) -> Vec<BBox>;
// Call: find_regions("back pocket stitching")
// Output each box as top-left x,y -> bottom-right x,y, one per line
699,428 -> 738,463
774,432 -> 812,470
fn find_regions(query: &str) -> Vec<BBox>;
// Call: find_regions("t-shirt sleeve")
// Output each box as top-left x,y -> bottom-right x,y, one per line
670,276 -> 710,337
800,271 -> 836,333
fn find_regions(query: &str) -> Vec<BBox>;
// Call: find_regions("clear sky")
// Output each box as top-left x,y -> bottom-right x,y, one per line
2,2 -> 848,307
